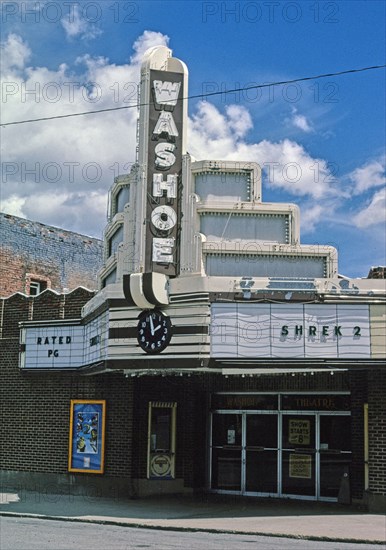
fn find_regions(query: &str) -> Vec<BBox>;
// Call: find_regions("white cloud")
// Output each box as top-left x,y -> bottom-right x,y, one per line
0,31 -> 170,236
21,192 -> 107,236
0,34 -> 31,75
293,113 -> 312,133
349,158 -> 386,195
61,4 -> 102,41
130,31 -> 170,64
353,188 -> 386,228
289,107 -> 313,133
299,204 -> 324,233
225,105 -> 253,139
190,101 -> 230,141
189,101 -> 334,199
0,195 -> 26,218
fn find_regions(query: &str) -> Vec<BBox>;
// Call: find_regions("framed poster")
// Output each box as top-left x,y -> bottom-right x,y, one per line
68,400 -> 106,474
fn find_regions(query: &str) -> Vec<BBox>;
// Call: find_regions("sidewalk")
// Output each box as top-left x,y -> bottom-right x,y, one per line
0,489 -> 385,545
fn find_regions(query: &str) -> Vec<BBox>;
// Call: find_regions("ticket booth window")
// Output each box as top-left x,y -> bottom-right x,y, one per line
147,402 -> 176,479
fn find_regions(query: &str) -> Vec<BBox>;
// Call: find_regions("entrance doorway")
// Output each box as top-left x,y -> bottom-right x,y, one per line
210,413 -> 278,493
209,394 -> 351,501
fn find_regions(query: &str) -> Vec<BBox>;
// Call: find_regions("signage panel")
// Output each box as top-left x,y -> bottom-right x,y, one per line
238,303 -> 271,357
271,304 -> 307,358
282,394 -> 350,411
83,311 -> 108,365
289,419 -> 311,445
23,325 -> 84,368
21,313 -> 107,369
144,69 -> 184,277
211,303 -> 371,359
211,394 -> 278,410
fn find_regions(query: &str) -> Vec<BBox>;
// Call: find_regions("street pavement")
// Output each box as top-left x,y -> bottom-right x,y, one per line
0,489 -> 385,545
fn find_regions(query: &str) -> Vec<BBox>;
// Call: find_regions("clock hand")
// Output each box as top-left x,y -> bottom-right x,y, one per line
149,315 -> 155,336
154,325 -> 161,333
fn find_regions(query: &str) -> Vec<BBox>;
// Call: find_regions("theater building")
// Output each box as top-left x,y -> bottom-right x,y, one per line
1,46 -> 385,512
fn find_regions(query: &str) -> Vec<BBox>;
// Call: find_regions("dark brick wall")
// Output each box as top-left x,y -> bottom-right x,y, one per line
348,371 -> 367,500
0,213 -> 103,297
368,370 -> 386,495
0,291 -> 134,485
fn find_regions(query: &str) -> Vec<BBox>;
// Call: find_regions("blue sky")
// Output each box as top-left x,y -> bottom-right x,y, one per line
1,0 -> 385,277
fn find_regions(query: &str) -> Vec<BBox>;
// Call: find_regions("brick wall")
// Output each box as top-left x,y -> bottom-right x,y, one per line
348,371 -> 367,500
0,290 -> 134,487
368,370 -> 386,496
0,213 -> 103,296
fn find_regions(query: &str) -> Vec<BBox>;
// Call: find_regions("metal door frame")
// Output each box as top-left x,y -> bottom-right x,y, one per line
209,410 -> 279,496
209,392 -> 351,501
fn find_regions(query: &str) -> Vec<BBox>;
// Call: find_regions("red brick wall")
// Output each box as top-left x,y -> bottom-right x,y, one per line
0,213 -> 103,297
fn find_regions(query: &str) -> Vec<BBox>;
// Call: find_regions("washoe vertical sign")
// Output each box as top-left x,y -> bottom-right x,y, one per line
145,71 -> 184,277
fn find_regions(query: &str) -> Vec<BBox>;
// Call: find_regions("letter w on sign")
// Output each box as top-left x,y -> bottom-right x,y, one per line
153,81 -> 181,110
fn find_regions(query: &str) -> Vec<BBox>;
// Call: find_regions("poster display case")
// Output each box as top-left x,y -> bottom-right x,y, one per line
68,400 -> 106,474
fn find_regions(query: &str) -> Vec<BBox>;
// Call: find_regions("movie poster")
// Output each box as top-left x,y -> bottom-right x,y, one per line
68,400 -> 105,474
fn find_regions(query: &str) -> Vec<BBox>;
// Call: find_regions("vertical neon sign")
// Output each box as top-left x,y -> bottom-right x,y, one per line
144,70 -> 184,277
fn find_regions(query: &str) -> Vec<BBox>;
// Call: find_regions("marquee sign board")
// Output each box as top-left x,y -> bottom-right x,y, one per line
20,313 -> 108,369
144,69 -> 184,277
20,325 -> 84,369
211,303 -> 371,359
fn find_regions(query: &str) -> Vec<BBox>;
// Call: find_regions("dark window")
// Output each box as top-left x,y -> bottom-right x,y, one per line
29,280 -> 47,296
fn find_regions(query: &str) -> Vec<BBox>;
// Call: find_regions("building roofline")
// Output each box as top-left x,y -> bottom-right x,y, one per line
0,286 -> 96,301
0,211 -> 102,243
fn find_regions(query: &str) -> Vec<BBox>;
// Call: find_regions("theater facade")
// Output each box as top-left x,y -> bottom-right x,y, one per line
3,46 -> 385,511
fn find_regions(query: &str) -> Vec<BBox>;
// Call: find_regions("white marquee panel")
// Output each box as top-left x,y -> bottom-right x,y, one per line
23,325 -> 84,369
211,303 -> 371,359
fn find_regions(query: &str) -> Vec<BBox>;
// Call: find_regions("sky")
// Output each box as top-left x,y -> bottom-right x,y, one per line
1,0 -> 385,278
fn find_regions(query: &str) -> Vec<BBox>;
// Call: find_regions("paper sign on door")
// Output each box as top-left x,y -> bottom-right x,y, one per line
227,429 -> 236,445
289,419 -> 310,445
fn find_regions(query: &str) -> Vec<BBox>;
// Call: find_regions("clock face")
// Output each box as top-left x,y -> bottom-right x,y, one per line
137,310 -> 172,354
151,205 -> 177,231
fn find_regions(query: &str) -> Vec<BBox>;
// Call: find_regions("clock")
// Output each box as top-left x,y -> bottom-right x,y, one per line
151,205 -> 177,231
137,310 -> 172,354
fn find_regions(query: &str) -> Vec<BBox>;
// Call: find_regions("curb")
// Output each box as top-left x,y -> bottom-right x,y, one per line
1,511 -> 385,545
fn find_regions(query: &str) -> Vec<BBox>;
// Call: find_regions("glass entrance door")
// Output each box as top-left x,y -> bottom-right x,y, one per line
211,413 -> 278,494
210,404 -> 351,501
245,414 -> 278,494
211,413 -> 242,491
319,415 -> 352,498
281,414 -> 316,497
